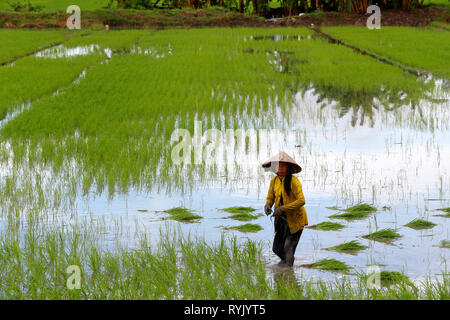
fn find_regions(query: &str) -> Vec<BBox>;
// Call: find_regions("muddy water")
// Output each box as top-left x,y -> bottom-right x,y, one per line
1,39 -> 449,285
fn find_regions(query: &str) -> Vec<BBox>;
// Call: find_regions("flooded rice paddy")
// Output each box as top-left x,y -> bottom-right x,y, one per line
0,27 -> 449,297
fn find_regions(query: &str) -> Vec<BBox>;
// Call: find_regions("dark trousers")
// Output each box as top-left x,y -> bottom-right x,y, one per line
272,215 -> 303,267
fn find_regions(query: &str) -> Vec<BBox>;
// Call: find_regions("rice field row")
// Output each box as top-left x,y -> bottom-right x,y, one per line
322,26 -> 450,78
0,26 -> 448,299
0,27 -> 441,201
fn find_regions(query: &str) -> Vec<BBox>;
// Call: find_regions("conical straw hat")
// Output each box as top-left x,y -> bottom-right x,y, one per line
262,151 -> 302,174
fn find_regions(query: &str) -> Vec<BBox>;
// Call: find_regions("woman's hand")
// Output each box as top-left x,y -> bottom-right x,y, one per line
273,207 -> 284,217
264,203 -> 272,216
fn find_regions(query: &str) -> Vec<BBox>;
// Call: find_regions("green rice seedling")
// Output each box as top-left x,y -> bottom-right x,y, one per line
342,203 -> 377,213
322,26 -> 450,78
366,271 -> 411,286
0,29 -> 68,63
404,218 -> 437,230
438,240 -> 450,248
327,203 -> 376,220
328,211 -> 370,220
302,259 -> 352,272
307,221 -> 345,230
325,240 -> 367,253
1,26 -> 436,203
164,207 -> 202,223
224,223 -> 263,233
226,212 -> 264,221
362,228 -> 402,243
220,206 -> 257,214
0,219 -> 449,299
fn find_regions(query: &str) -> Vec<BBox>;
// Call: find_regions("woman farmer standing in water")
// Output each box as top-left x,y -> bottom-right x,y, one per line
263,151 -> 308,267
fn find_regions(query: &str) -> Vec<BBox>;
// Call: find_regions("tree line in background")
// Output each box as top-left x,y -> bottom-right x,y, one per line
111,0 -> 429,15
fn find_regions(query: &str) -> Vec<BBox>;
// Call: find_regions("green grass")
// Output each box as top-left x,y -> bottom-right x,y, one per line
404,218 -> 437,230
307,221 -> 345,230
325,240 -> 367,253
225,223 -> 263,233
362,229 -> 402,243
164,207 -> 203,222
302,259 -> 352,272
322,26 -> 450,78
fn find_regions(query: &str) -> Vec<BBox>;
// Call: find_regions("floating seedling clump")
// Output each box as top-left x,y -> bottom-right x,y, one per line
328,203 -> 377,220
220,206 -> 256,214
221,207 -> 263,221
302,259 -> 351,272
223,223 -> 263,233
343,203 -> 377,213
325,240 -> 367,253
164,207 -> 203,223
328,211 -> 370,220
438,240 -> 450,249
226,212 -> 264,221
362,228 -> 401,243
404,218 -> 437,230
307,221 -> 345,230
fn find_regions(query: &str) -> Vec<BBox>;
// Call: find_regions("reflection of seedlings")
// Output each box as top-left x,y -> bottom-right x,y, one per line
325,240 -> 367,254
164,207 -> 203,223
404,219 -> 436,230
326,206 -> 341,210
434,207 -> 450,217
301,258 -> 351,272
362,229 -> 401,243
137,209 -> 148,212
306,221 -> 345,230
223,223 -> 262,233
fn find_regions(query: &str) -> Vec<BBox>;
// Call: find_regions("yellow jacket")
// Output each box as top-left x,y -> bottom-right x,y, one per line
266,175 -> 308,234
